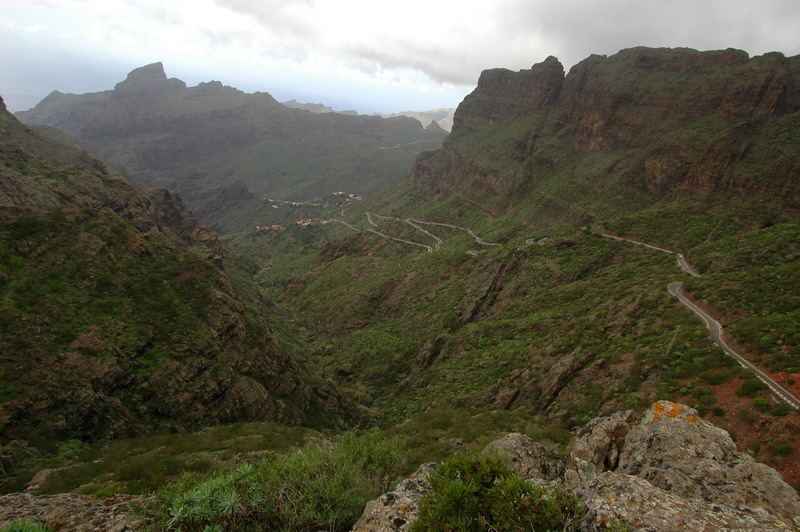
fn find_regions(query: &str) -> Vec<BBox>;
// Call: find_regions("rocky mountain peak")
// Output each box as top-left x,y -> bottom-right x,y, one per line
425,120 -> 446,134
113,62 -> 186,94
474,55 -> 565,104
452,55 -> 564,135
124,61 -> 167,82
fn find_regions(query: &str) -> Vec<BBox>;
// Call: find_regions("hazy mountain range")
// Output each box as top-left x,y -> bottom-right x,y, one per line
17,63 -> 448,233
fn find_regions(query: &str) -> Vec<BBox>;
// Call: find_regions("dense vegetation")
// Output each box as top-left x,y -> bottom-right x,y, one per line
413,453 -> 584,531
0,100 -> 346,473
156,432 -> 404,531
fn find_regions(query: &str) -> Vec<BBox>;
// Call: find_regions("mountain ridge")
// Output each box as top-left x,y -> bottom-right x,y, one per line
411,47 -> 800,207
16,65 -> 448,234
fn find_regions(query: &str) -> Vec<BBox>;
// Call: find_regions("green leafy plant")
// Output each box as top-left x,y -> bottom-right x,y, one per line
736,378 -> 767,397
753,397 -> 770,412
0,521 -> 52,532
158,431 -> 405,531
412,453 -> 584,531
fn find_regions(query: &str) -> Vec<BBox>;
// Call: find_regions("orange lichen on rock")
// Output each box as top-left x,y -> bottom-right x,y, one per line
651,401 -> 696,422
666,404 -> 684,418
652,402 -> 667,421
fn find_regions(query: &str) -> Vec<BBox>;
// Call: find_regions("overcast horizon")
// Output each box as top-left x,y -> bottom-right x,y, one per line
2,0 -> 800,114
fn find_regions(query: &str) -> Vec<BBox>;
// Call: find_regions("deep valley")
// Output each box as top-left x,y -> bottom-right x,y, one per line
1,44 -> 799,530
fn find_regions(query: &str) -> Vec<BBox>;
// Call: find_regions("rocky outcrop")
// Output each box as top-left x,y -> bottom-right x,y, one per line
578,472 -> 794,531
355,401 -> 800,530
452,56 -> 564,134
0,493 -> 146,531
615,400 -> 800,518
352,463 -> 436,532
410,46 -> 800,204
482,432 -> 564,483
564,409 -> 637,487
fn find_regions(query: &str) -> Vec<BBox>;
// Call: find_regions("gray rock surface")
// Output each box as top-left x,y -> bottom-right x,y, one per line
482,432 -> 564,482
616,400 -> 800,521
0,493 -> 146,531
351,462 -> 436,532
579,472 -> 794,531
564,409 -> 637,488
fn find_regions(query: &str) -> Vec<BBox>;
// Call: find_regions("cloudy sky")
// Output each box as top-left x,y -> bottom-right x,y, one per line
2,0 -> 799,113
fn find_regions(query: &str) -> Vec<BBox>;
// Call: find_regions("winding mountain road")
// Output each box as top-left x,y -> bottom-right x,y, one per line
365,212 -> 434,252
409,219 -> 500,246
404,219 -> 444,250
669,282 -> 800,410
361,212 -> 498,254
599,232 -> 799,410
599,233 -> 700,277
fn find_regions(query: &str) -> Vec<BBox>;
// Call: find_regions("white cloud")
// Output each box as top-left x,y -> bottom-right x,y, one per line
1,0 -> 799,112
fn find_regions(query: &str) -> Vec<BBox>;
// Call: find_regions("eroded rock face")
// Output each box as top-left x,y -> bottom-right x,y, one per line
616,401 -> 800,520
409,46 -> 800,203
352,462 -> 436,532
564,409 -> 637,488
452,55 -> 565,133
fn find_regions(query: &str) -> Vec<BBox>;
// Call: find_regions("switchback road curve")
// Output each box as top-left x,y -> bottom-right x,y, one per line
599,232 -> 799,410
669,282 -> 800,410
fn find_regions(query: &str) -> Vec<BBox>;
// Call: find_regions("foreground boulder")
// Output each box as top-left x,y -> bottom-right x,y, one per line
354,401 -> 800,530
352,463 -> 436,532
481,432 -> 564,485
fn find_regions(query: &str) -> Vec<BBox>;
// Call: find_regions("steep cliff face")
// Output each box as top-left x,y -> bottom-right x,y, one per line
16,64 -> 447,233
452,55 -> 565,133
410,47 -> 800,207
0,97 -> 346,454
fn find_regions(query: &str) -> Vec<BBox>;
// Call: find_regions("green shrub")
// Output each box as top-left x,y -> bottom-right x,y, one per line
753,397 -> 770,412
607,519 -> 634,532
737,409 -> 757,423
736,378 -> 767,397
159,431 -> 405,531
412,453 -> 584,531
0,521 -> 52,532
771,403 -> 791,417
699,369 -> 732,385
771,441 -> 793,457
